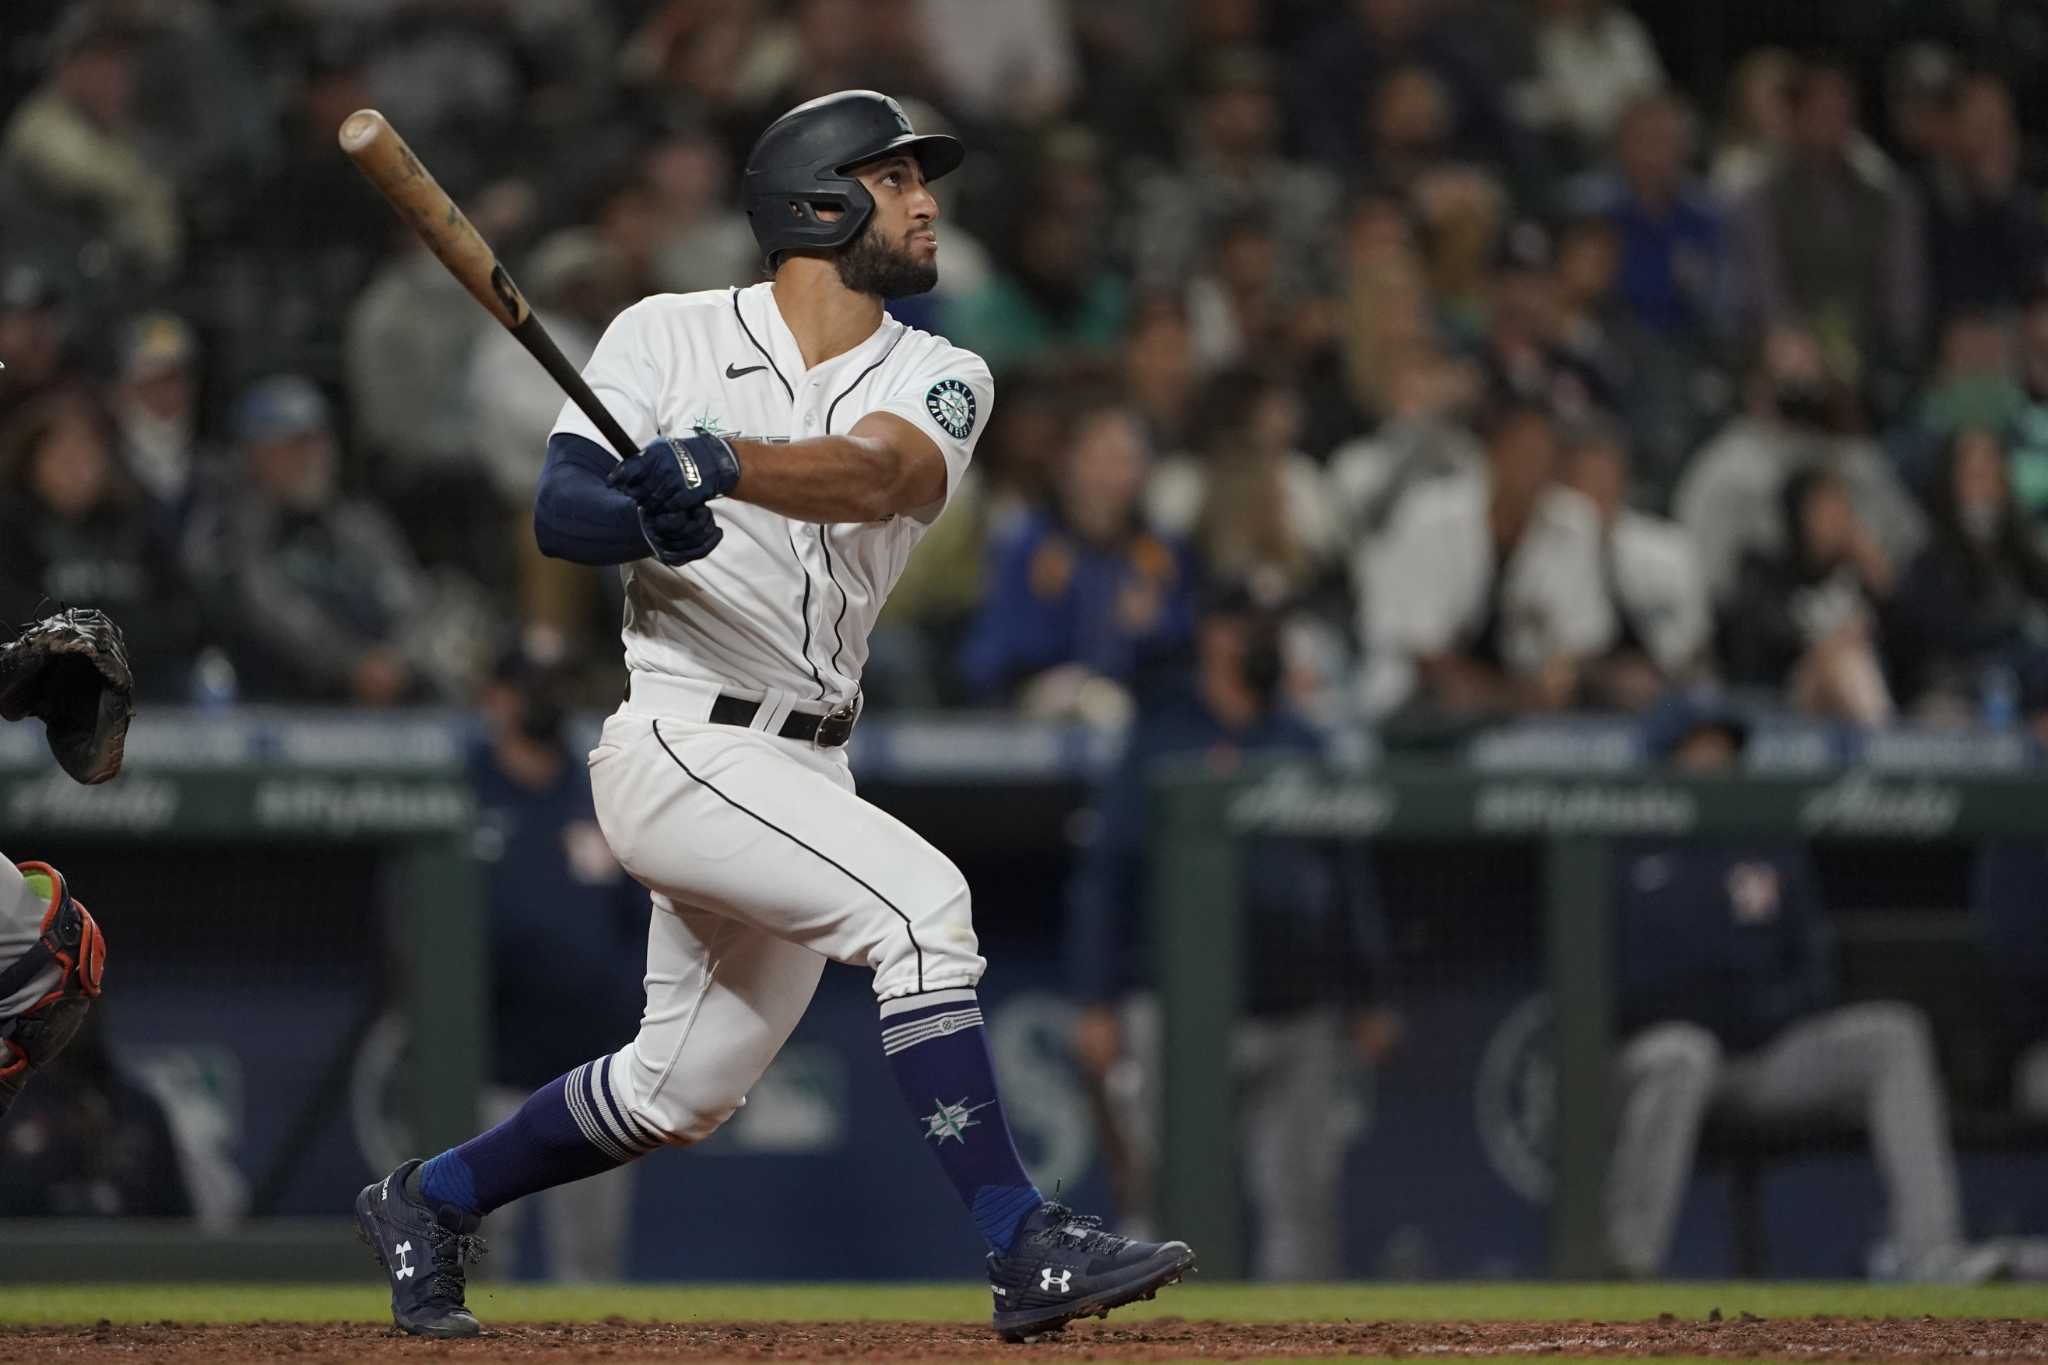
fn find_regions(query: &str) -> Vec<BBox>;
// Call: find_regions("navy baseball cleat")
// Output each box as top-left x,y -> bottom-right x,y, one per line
354,1159 -> 486,1338
986,1202 -> 1196,1341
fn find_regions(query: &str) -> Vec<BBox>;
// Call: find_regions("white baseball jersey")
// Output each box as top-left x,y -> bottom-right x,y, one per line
552,281 -> 994,706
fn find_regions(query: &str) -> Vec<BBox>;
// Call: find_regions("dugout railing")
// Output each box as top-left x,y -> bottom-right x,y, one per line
5,717 -> 2044,1279
1147,761 -> 2048,1280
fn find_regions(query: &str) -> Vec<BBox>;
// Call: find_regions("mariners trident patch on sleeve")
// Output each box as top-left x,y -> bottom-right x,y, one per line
926,378 -> 977,440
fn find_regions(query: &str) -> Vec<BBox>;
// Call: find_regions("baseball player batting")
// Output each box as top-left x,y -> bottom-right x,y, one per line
0,608 -> 128,1118
353,91 -> 1196,1340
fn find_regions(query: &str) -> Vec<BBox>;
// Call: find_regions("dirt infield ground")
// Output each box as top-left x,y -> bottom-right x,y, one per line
8,1315 -> 2048,1364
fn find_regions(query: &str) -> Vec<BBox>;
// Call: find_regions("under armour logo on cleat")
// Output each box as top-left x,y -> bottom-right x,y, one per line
393,1241 -> 415,1280
1040,1268 -> 1071,1293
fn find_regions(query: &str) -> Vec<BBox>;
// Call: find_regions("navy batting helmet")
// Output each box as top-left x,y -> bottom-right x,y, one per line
741,90 -> 963,264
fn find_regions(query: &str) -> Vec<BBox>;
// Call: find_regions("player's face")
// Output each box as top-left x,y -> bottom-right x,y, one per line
829,155 -> 941,299
858,156 -> 938,259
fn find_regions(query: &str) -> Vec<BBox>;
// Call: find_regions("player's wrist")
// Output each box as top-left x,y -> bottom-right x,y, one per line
711,434 -> 744,495
697,432 -> 742,497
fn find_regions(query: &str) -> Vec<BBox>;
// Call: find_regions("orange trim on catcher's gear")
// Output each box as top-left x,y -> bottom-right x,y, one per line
77,910 -> 104,997
5,861 -> 105,1012
1,860 -> 103,1116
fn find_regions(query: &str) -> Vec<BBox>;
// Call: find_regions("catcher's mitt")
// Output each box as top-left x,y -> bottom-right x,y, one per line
0,608 -> 134,785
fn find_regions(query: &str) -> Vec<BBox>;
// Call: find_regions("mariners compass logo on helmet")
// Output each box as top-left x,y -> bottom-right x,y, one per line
927,378 -> 976,439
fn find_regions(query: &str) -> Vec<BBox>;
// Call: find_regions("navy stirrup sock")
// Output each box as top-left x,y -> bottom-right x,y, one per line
879,989 -> 1043,1252
415,1055 -> 657,1219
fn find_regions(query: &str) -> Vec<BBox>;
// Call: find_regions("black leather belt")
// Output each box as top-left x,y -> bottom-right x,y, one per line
707,694 -> 859,748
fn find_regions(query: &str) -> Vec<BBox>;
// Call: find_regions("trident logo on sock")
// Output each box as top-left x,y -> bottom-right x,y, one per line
393,1241 -> 415,1280
922,1096 -> 995,1145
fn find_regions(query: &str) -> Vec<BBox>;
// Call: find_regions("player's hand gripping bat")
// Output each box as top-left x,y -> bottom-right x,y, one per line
337,109 -> 638,459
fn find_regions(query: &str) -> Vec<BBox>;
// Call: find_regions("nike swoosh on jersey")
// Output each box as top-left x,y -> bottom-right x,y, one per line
725,362 -> 767,379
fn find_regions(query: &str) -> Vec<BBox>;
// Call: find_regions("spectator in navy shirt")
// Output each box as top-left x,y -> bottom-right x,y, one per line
1918,74 -> 2048,327
1606,692 -> 1994,1281
1065,586 -> 1392,1278
1287,0 -> 1516,176
958,398 -> 1194,720
1573,92 -> 1728,341
470,646 -> 647,1280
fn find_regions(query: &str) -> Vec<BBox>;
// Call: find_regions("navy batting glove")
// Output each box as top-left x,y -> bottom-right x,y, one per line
610,431 -> 742,514
639,502 -> 724,567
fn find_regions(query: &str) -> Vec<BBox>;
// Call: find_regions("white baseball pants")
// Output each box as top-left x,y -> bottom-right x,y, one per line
585,675 -> 986,1148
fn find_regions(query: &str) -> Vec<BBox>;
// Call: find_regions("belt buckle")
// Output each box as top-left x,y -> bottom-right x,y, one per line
813,697 -> 859,749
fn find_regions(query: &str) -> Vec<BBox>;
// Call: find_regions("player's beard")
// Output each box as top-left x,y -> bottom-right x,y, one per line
834,218 -> 938,299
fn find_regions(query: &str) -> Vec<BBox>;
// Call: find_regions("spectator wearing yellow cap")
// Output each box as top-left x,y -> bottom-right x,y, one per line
109,311 -> 220,544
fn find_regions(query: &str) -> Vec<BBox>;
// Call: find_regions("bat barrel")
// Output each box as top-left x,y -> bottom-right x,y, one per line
339,108 -> 638,458
337,107 -> 531,331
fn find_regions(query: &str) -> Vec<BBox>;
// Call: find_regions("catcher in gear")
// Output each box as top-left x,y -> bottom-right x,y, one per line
0,607 -> 129,1116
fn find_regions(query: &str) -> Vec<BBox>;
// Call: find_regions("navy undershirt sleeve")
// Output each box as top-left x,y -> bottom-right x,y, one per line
533,432 -> 652,566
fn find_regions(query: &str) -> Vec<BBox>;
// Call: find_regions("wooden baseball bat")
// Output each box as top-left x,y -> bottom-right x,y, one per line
337,108 -> 639,459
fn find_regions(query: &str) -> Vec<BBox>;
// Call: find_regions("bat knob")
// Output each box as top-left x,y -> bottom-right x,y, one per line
338,109 -> 388,154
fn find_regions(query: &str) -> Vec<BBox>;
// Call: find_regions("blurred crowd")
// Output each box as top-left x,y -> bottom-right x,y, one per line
5,0 -> 2048,735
